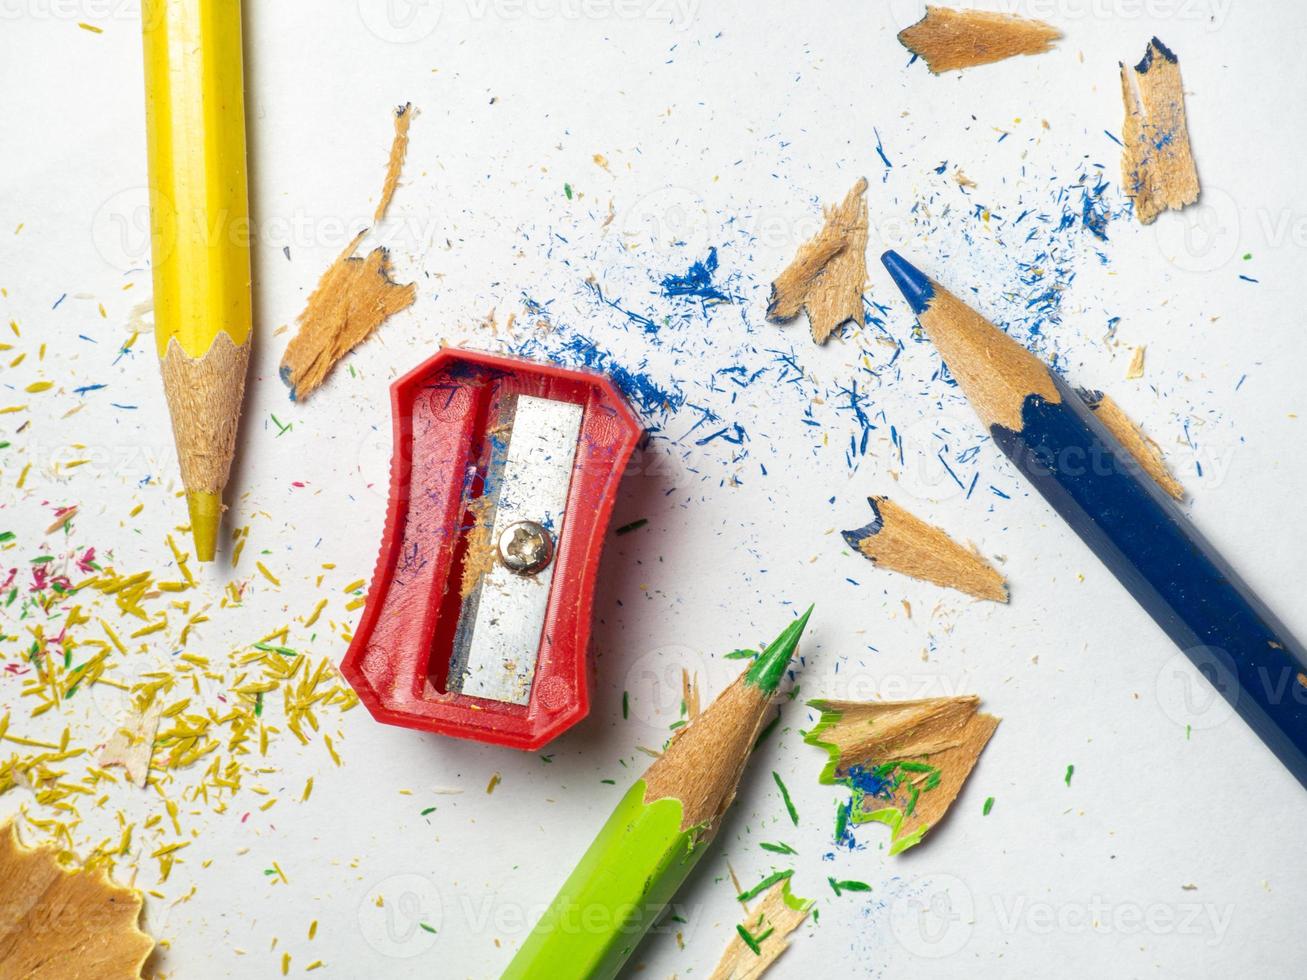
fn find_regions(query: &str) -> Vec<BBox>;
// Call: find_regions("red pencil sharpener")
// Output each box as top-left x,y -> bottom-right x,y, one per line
341,349 -> 641,750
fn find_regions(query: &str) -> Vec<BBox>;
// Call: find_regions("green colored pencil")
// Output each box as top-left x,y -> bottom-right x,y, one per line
501,605 -> 813,980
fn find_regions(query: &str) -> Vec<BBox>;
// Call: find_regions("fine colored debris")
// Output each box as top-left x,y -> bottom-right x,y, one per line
1079,389 -> 1185,500
804,695 -> 999,855
0,821 -> 154,978
97,700 -> 164,788
898,6 -> 1062,74
767,178 -> 868,345
709,879 -> 813,980
1120,38 -> 1200,224
279,107 -> 419,401
841,496 -> 1009,602
374,103 -> 413,223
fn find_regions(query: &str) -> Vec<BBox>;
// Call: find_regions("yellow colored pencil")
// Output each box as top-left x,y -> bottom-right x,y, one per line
141,0 -> 253,562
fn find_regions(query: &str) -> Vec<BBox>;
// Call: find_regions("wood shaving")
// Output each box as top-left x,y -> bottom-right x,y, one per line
0,821 -> 154,978
279,107 -> 419,401
805,695 -> 999,854
709,880 -> 813,980
842,496 -> 1008,602
97,700 -> 164,788
767,178 -> 867,344
1120,38 -> 1200,224
898,6 -> 1061,73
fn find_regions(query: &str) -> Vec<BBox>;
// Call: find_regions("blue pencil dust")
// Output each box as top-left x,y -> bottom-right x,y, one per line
660,247 -> 732,304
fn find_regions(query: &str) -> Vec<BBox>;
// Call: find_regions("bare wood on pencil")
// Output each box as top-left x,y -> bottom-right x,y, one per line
1080,390 -> 1185,500
767,178 -> 868,345
709,880 -> 813,980
1120,38 -> 1200,224
0,821 -> 154,978
898,6 -> 1061,73
280,230 -> 418,401
813,696 -> 998,845
844,496 -> 1008,602
161,331 -> 250,494
375,103 -> 413,223
917,283 -> 1060,432
643,672 -> 775,835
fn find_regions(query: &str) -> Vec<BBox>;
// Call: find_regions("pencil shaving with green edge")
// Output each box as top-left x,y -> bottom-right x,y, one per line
804,695 -> 998,855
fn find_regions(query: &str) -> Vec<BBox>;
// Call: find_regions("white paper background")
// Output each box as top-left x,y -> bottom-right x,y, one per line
3,1 -> 1306,977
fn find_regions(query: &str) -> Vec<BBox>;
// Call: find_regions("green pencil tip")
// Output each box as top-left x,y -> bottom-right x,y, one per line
745,605 -> 814,694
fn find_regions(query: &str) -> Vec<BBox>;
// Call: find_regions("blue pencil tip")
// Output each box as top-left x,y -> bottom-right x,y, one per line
881,250 -> 934,314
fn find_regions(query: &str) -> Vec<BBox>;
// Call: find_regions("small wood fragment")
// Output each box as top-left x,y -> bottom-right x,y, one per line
898,6 -> 1062,73
842,496 -> 1008,602
804,695 -> 999,854
374,103 -> 413,223
767,178 -> 868,345
1120,38 -> 1200,224
709,880 -> 813,980
0,821 -> 155,978
1079,389 -> 1185,500
280,106 -> 419,401
98,700 -> 164,788
1125,345 -> 1146,380
279,232 -> 417,401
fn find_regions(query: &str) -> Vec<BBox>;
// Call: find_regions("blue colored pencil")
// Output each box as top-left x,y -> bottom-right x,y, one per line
882,250 -> 1307,788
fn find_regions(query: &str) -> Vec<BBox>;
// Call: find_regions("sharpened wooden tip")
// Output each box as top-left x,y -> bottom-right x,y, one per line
643,607 -> 813,833
881,253 -> 1060,434
843,497 -> 1008,602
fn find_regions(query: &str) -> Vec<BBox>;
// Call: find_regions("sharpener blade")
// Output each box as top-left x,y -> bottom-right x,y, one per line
449,394 -> 583,704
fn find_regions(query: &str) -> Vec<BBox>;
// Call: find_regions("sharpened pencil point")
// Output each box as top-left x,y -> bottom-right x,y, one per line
187,491 -> 221,563
881,250 -> 934,314
746,605 -> 814,694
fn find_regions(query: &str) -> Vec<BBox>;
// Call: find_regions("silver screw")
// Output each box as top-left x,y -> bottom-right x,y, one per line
497,520 -> 556,575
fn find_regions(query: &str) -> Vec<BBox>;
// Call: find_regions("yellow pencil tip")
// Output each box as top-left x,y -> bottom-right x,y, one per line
187,491 -> 223,562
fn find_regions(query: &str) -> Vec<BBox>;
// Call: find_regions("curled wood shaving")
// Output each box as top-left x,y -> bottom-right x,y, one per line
898,6 -> 1061,73
279,106 -> 419,401
0,821 -> 154,979
842,496 -> 1008,602
805,695 -> 999,855
767,178 -> 867,345
1120,38 -> 1200,224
